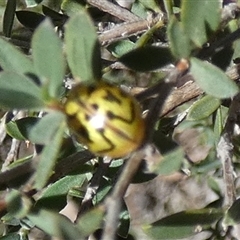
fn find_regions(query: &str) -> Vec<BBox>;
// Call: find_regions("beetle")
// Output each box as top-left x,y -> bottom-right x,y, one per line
64,81 -> 146,158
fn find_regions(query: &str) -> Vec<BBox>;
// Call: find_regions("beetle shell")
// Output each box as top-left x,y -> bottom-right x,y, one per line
64,81 -> 145,158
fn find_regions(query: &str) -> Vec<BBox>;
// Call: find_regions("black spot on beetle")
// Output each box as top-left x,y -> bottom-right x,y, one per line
95,129 -> 115,154
67,113 -> 77,119
91,103 -> 99,110
98,128 -> 105,134
85,114 -> 91,121
104,90 -> 121,104
77,125 -> 92,143
87,85 -> 96,95
105,102 -> 135,124
106,111 -> 115,120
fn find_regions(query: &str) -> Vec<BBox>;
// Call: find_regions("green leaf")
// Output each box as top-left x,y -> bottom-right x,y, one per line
224,198 -> 240,226
29,111 -> 65,144
181,0 -> 220,47
143,208 -> 223,239
93,178 -> 112,204
24,0 -> 43,7
119,46 -> 173,72
190,58 -> 239,98
213,107 -> 223,145
0,233 -> 20,240
28,209 -> 81,239
65,12 -> 102,83
213,106 -> 228,144
32,19 -> 65,98
187,95 -> 221,121
3,0 -> 17,37
16,11 -> 45,29
207,177 -> 222,197
0,38 -> 35,74
118,207 -> 130,238
233,39 -> 240,61
0,72 -> 44,109
131,1 -> 148,18
151,148 -> 184,175
6,117 -> 39,140
42,5 -> 68,26
34,112 -> 66,189
76,207 -> 105,237
5,121 -> 26,141
167,15 -> 191,59
163,0 -> 174,17
107,40 -> 135,58
36,171 -> 87,211
6,190 -> 32,220
61,0 -> 85,16
16,117 -> 39,140
138,0 -> 161,12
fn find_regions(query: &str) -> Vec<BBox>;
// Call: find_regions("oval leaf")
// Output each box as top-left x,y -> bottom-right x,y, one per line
190,58 -> 239,98
224,198 -> 240,226
76,207 -> 105,237
5,121 -> 26,140
16,11 -> 45,29
150,148 -> 184,175
138,0 -> 161,12
119,46 -> 173,72
3,0 -> 17,37
6,190 -> 32,219
0,38 -> 35,74
29,111 -> 65,144
0,233 -> 20,240
32,19 -> 65,98
36,172 -> 87,210
61,0 -> 85,16
0,72 -> 44,109
34,112 -> 66,189
213,106 -> 228,144
167,16 -> 191,59
182,0 -> 220,47
187,95 -> 221,120
28,209 -> 81,239
107,40 -> 135,58
65,12 -> 102,83
42,5 -> 68,26
143,208 -> 223,239
6,117 -> 39,140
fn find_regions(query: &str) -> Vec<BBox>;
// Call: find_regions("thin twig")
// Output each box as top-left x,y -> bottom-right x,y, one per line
101,149 -> 145,240
99,15 -> 163,45
1,138 -> 21,172
218,133 -> 236,207
160,80 -> 202,117
0,113 -> 7,144
217,93 -> 240,207
134,62 -> 240,118
0,160 -> 34,190
86,0 -> 140,22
